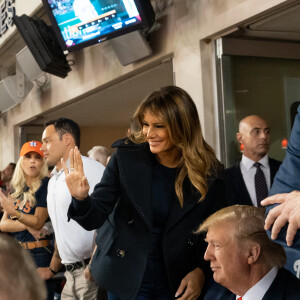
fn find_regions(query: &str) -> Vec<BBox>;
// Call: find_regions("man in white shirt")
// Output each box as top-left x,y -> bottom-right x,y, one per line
197,205 -> 300,300
225,115 -> 281,207
39,118 -> 105,300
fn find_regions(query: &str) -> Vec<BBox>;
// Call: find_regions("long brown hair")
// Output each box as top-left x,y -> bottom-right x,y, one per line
129,86 -> 220,206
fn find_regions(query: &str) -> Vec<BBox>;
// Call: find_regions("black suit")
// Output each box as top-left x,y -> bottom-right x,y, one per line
68,139 -> 226,300
225,157 -> 281,206
204,268 -> 300,300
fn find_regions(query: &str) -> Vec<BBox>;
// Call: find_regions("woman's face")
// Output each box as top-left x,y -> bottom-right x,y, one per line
142,111 -> 178,162
21,152 -> 44,179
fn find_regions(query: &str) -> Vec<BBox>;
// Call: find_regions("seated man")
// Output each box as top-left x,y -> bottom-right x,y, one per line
197,205 -> 300,300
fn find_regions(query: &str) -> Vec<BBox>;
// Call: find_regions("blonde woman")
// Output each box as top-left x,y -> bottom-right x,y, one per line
64,86 -> 226,300
0,141 -> 55,300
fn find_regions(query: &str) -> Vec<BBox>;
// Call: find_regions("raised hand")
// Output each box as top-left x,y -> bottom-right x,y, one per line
0,189 -> 15,215
261,191 -> 300,246
62,147 -> 90,201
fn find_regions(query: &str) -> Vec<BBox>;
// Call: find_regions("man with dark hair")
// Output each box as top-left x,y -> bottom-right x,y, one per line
45,118 -> 81,149
39,118 -> 105,300
197,205 -> 300,300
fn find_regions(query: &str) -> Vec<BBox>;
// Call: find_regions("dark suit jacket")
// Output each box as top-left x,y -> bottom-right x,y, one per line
68,139 -> 226,300
204,268 -> 300,300
225,157 -> 281,206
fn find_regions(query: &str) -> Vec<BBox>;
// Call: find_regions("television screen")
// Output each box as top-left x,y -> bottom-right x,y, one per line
13,14 -> 71,78
42,0 -> 155,53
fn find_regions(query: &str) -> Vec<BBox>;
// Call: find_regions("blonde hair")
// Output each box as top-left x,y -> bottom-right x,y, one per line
10,156 -> 48,207
197,205 -> 286,269
129,86 -> 220,206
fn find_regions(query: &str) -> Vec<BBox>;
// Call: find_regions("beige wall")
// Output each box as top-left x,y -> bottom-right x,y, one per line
0,0 -> 291,167
80,126 -> 128,156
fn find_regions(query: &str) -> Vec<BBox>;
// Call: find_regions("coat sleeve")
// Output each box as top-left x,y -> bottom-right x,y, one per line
266,104 -> 300,274
68,152 -> 121,231
270,104 -> 300,195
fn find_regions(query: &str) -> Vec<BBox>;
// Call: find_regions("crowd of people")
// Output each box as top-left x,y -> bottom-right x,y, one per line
0,85 -> 299,300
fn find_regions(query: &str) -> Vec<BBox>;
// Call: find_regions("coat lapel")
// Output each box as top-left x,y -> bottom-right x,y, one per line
117,144 -> 153,229
165,179 -> 199,232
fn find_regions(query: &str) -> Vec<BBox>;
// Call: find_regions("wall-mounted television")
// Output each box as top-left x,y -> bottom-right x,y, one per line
42,0 -> 155,53
13,14 -> 71,78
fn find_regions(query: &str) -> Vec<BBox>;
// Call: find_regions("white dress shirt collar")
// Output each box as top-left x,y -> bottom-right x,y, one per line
241,154 -> 269,171
235,267 -> 278,300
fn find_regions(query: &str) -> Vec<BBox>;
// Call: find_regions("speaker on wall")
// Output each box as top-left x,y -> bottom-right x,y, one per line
109,30 -> 152,66
0,75 -> 33,112
16,46 -> 45,82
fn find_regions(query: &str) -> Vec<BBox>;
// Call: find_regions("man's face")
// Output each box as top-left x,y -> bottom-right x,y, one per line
41,125 -> 66,167
1,164 -> 14,182
237,116 -> 271,161
204,222 -> 249,291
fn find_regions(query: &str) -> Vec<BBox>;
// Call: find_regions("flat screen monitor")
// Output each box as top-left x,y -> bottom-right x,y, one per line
42,0 -> 155,53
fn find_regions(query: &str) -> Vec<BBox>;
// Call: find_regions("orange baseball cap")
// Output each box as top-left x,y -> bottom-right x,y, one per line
20,140 -> 44,158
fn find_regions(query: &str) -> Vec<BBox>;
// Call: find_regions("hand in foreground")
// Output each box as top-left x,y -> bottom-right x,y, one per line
0,189 -> 15,215
27,227 -> 50,241
62,147 -> 90,201
37,267 -> 54,280
175,268 -> 204,300
84,265 -> 94,282
261,191 -> 300,246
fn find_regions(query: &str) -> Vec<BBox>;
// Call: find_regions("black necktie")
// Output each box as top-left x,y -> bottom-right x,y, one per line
253,162 -> 268,206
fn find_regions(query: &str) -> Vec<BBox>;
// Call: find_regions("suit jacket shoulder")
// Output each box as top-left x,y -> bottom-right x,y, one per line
269,157 -> 281,178
263,268 -> 300,300
224,162 -> 252,206
204,268 -> 300,300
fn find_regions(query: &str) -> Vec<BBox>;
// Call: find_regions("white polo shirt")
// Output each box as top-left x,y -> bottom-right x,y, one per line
47,156 -> 105,264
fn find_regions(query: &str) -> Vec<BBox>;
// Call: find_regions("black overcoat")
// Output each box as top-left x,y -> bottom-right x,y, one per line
68,139 -> 226,300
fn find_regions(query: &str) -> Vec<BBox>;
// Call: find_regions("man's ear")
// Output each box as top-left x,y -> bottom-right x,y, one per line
236,132 -> 243,144
247,243 -> 261,265
62,133 -> 72,147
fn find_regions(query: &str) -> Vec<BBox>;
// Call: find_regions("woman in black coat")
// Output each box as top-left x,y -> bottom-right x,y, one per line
64,86 -> 226,300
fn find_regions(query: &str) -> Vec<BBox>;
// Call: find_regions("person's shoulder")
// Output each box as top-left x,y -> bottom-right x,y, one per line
111,138 -> 148,150
224,162 -> 240,175
82,156 -> 105,171
41,176 -> 50,185
269,157 -> 282,166
35,176 -> 50,198
278,267 -> 300,287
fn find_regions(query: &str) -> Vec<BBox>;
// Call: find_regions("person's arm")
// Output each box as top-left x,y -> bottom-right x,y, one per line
37,241 -> 62,280
261,191 -> 300,246
0,189 -> 48,230
0,211 -> 26,232
260,105 -> 300,246
63,147 -> 120,230
84,245 -> 97,281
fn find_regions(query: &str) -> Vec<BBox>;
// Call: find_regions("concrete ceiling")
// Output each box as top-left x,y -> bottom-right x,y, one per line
229,1 -> 300,41
23,59 -> 174,128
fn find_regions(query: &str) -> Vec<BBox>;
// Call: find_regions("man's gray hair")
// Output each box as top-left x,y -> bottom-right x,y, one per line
197,205 -> 286,269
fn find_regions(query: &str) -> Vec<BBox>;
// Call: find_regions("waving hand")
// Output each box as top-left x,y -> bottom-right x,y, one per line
62,147 -> 90,201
